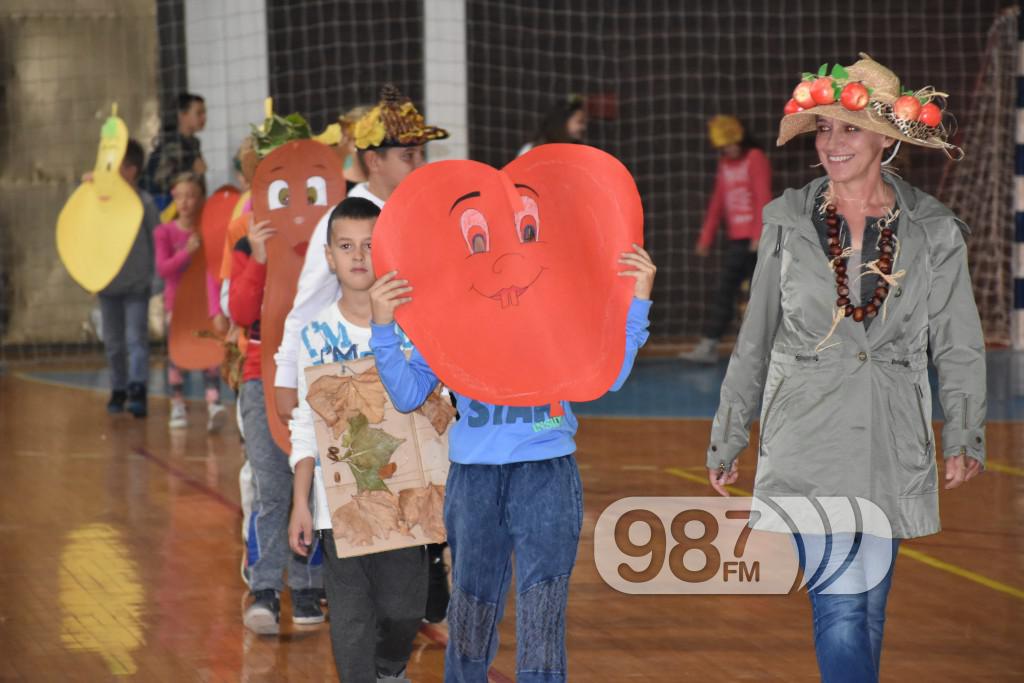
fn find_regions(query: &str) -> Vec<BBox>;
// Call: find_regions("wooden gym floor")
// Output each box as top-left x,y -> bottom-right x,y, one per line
0,353 -> 1021,682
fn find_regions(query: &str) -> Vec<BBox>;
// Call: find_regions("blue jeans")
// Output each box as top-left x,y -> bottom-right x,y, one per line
240,379 -> 323,592
444,454 -> 583,683
98,292 -> 150,390
796,533 -> 901,683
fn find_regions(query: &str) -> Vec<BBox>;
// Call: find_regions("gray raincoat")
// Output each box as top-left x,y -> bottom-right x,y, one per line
706,175 -> 987,539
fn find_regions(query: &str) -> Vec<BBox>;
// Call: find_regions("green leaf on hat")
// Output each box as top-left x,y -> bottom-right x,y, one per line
818,63 -> 828,77
831,64 -> 849,81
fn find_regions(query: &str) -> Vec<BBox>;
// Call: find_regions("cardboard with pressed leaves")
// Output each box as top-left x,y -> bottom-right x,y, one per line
304,355 -> 453,558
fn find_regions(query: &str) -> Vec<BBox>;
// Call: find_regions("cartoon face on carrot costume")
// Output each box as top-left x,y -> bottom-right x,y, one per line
372,143 -> 644,408
251,138 -> 347,451
251,140 -> 346,258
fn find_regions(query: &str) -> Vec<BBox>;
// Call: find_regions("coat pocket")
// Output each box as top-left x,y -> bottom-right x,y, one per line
913,384 -> 933,455
759,377 -> 785,458
891,382 -> 934,481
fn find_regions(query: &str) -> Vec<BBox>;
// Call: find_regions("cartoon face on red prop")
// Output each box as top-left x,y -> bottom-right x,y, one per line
251,139 -> 347,258
252,138 -> 346,453
373,143 -> 643,407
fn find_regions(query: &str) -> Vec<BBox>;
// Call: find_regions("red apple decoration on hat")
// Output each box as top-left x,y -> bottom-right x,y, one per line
893,95 -> 922,121
840,82 -> 869,111
918,102 -> 941,128
784,98 -> 803,116
810,77 -> 836,105
793,81 -> 816,109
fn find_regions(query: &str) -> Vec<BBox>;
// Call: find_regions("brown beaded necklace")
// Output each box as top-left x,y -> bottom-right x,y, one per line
824,202 -> 895,323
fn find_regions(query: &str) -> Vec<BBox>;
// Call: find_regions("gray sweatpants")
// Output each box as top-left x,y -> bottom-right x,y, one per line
240,379 -> 323,592
321,534 -> 428,683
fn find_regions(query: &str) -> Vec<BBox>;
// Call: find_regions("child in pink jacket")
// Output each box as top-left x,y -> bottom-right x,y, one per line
155,172 -> 226,432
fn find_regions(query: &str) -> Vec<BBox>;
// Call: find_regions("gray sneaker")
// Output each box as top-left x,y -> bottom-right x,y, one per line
377,670 -> 411,683
679,337 -> 719,364
243,589 -> 280,635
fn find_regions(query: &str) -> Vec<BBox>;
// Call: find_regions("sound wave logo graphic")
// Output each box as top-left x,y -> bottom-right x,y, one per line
594,496 -> 894,595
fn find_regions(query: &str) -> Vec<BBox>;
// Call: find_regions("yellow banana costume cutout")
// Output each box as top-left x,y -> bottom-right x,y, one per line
56,104 -> 144,293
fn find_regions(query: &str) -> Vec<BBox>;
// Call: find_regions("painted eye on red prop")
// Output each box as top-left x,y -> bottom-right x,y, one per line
306,176 -> 327,205
460,208 -> 490,255
268,179 -> 289,209
515,196 -> 540,243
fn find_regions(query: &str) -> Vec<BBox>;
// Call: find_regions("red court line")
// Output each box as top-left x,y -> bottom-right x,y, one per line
132,445 -> 515,682
133,446 -> 243,514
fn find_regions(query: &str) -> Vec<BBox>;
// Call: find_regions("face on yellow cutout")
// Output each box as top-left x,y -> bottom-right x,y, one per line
94,116 -> 129,202
56,107 -> 144,293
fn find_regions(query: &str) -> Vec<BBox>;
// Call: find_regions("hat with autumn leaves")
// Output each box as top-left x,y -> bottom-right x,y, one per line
353,84 -> 449,150
777,53 -> 962,159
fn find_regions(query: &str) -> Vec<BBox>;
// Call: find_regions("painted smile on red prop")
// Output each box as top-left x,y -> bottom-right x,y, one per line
371,144 -> 644,409
454,186 -> 548,308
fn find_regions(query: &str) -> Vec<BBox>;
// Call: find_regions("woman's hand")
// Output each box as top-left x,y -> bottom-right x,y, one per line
618,244 -> 656,300
708,460 -> 739,497
369,271 -> 413,325
943,454 -> 983,490
185,233 -> 201,254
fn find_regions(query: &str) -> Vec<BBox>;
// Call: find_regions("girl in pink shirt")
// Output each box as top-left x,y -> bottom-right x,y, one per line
154,173 -> 226,431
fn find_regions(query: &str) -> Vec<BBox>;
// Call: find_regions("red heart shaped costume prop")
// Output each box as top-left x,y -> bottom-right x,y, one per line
252,139 -> 347,451
372,143 -> 643,409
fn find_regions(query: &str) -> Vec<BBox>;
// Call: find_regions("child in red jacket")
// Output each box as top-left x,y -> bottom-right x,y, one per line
682,115 -> 773,363
228,217 -> 325,635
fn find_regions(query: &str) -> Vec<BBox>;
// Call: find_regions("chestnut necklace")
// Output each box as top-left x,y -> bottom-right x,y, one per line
824,202 -> 896,322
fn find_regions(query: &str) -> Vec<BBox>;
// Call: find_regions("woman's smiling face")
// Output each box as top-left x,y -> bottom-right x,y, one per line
814,116 -> 895,184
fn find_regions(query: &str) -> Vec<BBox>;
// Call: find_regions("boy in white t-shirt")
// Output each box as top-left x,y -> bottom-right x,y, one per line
288,197 -> 423,683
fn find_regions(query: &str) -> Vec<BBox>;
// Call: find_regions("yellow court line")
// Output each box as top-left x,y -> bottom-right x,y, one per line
897,547 -> 1024,600
985,461 -> 1024,477
665,466 -> 748,497
663,466 -> 1024,601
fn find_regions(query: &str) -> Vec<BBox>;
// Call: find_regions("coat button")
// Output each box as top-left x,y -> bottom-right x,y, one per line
711,445 -> 718,452
858,352 -> 867,362
975,436 -> 982,444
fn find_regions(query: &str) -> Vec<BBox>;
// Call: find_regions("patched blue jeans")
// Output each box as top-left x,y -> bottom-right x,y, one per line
443,454 -> 583,683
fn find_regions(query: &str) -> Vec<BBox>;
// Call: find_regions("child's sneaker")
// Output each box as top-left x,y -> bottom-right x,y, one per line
107,390 -> 127,414
377,670 -> 412,683
207,403 -> 227,434
243,589 -> 280,635
126,383 -> 147,418
291,588 -> 326,625
168,402 -> 187,429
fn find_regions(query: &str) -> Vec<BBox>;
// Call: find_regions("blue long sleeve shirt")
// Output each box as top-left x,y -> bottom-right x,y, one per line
370,298 -> 652,465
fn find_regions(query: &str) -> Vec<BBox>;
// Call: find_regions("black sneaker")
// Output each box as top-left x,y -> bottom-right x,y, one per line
243,589 -> 280,635
126,383 -> 147,418
107,390 -> 127,414
291,588 -> 326,625
425,543 -> 450,623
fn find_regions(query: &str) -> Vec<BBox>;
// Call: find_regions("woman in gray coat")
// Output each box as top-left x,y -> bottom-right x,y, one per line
705,55 -> 986,682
